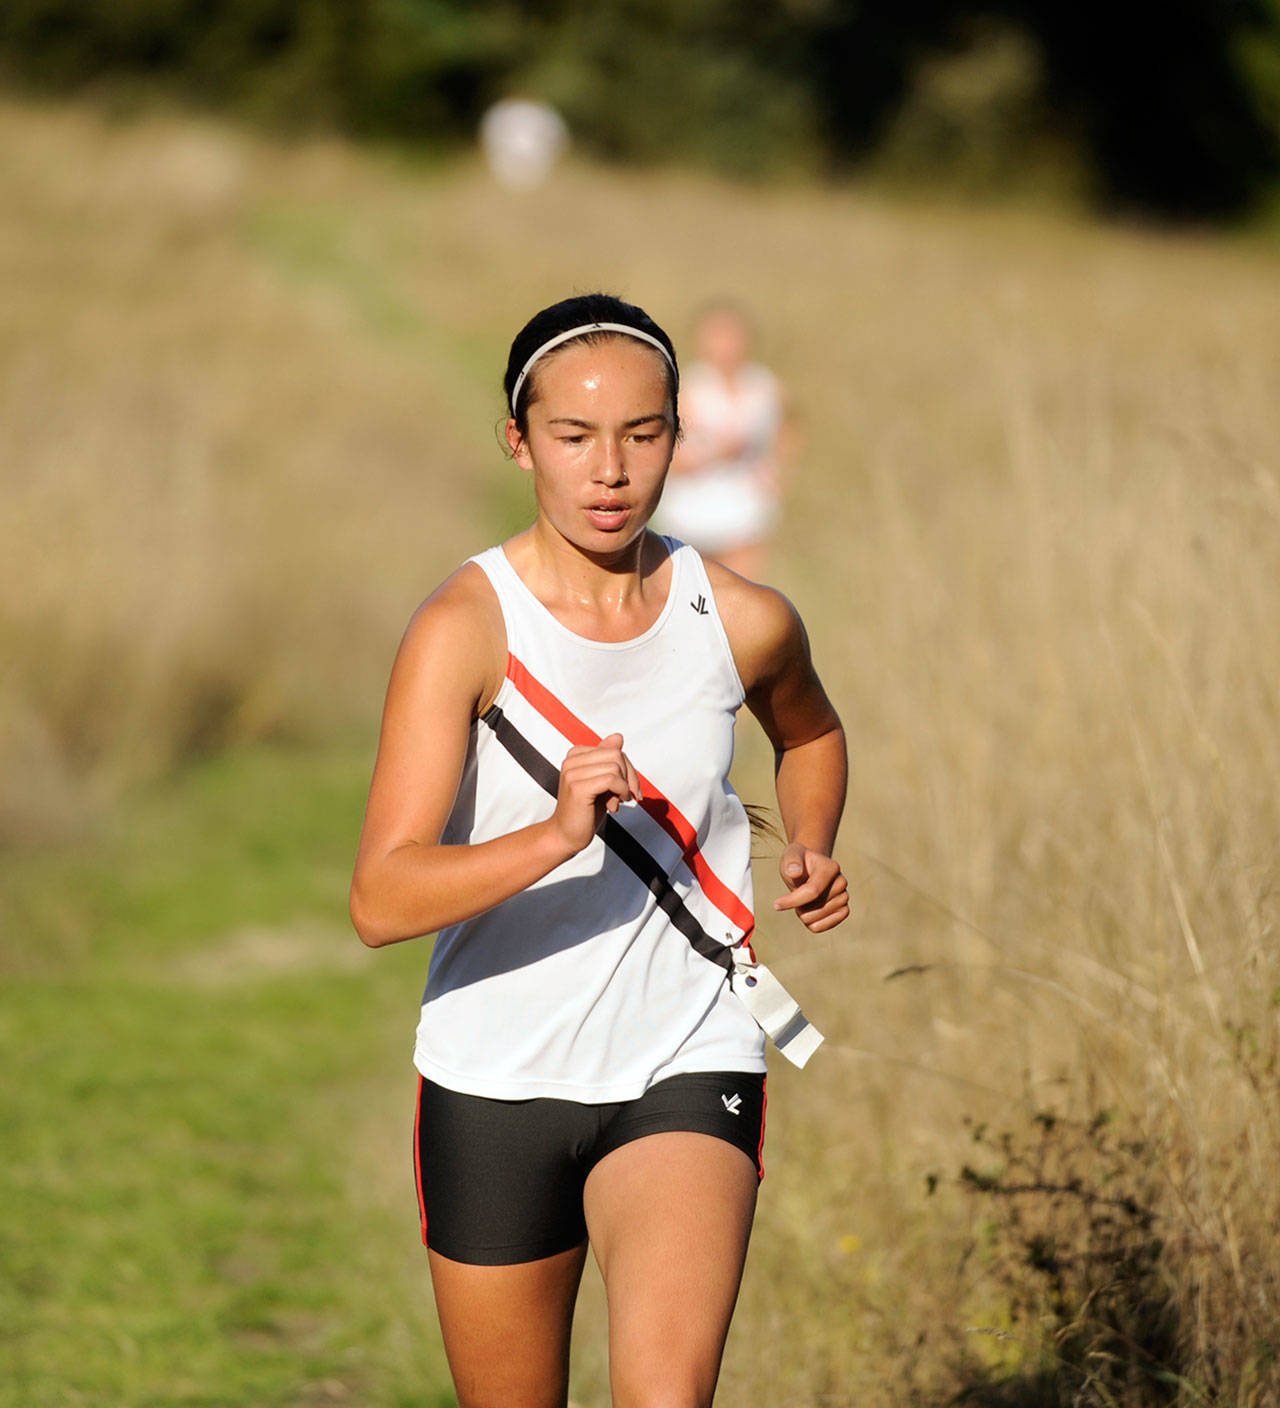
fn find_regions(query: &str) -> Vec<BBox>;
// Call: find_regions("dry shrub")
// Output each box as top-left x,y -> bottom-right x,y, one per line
944,1091 -> 1280,1406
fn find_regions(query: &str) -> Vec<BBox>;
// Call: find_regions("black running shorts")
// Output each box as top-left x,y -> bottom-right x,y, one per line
413,1069 -> 767,1265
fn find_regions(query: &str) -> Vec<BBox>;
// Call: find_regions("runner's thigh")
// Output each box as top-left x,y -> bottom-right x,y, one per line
414,1078 -> 597,1407
583,1130 -> 758,1408
428,1244 -> 586,1408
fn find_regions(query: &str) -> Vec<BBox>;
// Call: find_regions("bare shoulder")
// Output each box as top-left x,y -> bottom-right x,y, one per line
394,559 -> 507,715
704,556 -> 839,750
703,557 -> 807,693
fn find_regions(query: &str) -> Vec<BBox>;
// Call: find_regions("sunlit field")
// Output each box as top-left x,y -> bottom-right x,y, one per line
2,98 -> 1279,1406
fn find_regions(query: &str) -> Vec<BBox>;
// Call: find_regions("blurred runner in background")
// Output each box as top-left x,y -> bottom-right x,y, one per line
655,301 -> 797,580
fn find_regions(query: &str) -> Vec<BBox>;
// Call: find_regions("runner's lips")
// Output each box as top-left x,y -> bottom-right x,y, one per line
585,501 -> 630,528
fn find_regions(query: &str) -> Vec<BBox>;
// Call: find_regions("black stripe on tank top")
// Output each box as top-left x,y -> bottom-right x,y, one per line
481,704 -> 734,974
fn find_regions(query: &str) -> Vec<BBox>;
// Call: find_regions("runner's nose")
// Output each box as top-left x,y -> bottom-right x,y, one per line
595,436 -> 628,485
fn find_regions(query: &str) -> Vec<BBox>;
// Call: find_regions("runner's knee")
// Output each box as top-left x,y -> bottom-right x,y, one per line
610,1380 -> 716,1408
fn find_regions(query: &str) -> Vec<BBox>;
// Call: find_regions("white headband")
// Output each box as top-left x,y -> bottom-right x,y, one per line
508,322 -> 677,414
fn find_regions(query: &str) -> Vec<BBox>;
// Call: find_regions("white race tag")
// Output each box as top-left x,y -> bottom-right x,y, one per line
730,948 -> 824,1068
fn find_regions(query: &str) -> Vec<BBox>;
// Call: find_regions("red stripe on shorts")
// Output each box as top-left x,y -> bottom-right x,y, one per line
413,1074 -> 428,1245
756,1076 -> 768,1180
504,652 -> 755,942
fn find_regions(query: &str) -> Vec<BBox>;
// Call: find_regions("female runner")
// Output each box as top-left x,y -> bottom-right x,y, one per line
350,293 -> 849,1408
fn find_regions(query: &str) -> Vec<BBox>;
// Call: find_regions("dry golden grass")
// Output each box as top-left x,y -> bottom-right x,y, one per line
3,97 -> 1279,1403
0,101 -> 480,840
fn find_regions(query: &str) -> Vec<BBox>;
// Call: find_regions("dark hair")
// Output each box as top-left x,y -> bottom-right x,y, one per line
504,293 -> 680,436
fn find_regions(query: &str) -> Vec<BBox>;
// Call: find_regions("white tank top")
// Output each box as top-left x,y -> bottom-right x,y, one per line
413,538 -> 767,1102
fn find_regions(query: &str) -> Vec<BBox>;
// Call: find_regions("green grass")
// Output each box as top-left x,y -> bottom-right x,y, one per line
0,743 -> 455,1407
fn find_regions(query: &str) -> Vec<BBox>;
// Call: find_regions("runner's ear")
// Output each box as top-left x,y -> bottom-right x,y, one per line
506,417 -> 532,468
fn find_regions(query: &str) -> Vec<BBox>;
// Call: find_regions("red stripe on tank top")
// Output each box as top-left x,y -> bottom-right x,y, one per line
504,652 -> 756,941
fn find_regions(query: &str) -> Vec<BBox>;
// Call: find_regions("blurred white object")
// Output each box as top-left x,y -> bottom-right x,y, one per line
480,99 -> 568,190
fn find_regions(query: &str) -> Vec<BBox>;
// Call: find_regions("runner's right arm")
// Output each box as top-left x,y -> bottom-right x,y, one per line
350,568 -> 639,948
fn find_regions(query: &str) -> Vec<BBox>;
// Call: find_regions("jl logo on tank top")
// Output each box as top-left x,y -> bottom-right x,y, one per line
691,594 -> 709,615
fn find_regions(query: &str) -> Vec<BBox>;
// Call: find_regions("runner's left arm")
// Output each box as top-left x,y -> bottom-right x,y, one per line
713,570 -> 850,935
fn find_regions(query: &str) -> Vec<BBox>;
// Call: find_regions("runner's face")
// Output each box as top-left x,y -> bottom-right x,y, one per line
507,339 -> 675,553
